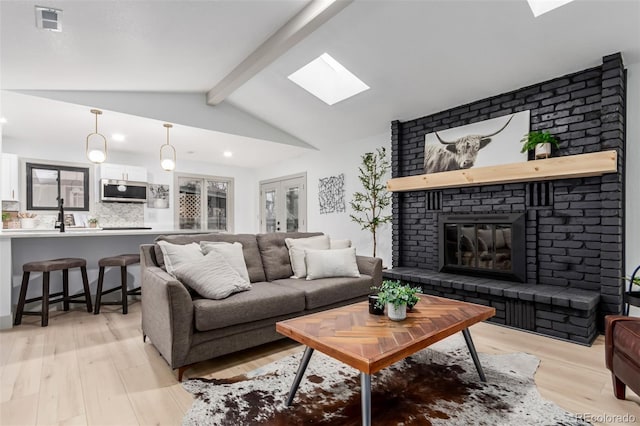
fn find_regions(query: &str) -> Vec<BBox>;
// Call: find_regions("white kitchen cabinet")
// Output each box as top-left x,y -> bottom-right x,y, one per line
1,153 -> 19,201
100,163 -> 147,182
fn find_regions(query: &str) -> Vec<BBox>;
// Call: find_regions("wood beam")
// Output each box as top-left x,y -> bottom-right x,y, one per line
206,0 -> 353,106
386,150 -> 618,192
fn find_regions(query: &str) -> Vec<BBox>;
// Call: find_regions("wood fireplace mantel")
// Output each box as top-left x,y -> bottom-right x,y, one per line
387,150 -> 617,192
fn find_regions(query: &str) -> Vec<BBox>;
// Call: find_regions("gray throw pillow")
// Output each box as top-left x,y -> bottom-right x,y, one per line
172,251 -> 251,299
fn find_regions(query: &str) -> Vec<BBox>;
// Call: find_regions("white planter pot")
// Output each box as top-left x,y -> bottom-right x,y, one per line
19,218 -> 36,229
534,143 -> 551,159
387,303 -> 407,321
154,198 -> 168,208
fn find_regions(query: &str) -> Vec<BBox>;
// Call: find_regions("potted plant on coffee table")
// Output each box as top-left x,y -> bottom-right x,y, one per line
375,280 -> 421,321
520,131 -> 560,159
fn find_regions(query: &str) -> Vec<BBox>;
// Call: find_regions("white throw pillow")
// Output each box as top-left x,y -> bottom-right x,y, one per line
305,247 -> 360,280
200,241 -> 250,283
157,241 -> 203,276
330,238 -> 352,249
173,251 -> 251,299
285,235 -> 330,278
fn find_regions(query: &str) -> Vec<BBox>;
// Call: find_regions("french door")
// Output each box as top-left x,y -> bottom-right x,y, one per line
260,174 -> 306,233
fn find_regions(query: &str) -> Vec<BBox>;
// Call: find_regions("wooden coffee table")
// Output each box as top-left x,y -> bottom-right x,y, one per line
276,294 -> 495,426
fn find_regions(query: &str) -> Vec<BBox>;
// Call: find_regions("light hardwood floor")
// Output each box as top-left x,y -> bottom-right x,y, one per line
1,302 -> 638,426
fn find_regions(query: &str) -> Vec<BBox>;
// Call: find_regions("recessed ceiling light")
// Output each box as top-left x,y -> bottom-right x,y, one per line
0,117 -> 7,124
526,0 -> 575,17
112,133 -> 126,142
186,150 -> 195,155
288,53 -> 370,106
223,151 -> 233,158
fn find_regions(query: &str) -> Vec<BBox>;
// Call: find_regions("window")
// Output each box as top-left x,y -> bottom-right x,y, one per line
26,163 -> 90,211
175,174 -> 234,232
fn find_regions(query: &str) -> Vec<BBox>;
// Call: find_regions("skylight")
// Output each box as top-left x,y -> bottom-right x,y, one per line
527,0 -> 575,17
288,53 -> 370,106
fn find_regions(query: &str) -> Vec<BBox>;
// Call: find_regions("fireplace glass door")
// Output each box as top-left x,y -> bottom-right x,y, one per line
441,213 -> 524,282
445,223 -> 513,270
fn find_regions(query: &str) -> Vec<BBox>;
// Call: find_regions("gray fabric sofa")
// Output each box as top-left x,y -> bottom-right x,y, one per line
139,232 -> 383,380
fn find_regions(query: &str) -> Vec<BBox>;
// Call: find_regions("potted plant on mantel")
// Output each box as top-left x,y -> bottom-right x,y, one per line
375,280 -> 421,321
520,131 -> 560,159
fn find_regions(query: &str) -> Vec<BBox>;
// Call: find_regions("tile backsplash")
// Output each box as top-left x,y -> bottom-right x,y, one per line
93,202 -> 144,227
2,201 -> 144,229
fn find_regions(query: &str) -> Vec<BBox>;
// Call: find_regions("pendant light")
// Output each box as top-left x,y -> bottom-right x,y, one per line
86,109 -> 107,163
160,123 -> 176,171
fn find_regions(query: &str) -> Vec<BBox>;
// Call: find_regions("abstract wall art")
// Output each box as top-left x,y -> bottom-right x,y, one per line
318,174 -> 346,214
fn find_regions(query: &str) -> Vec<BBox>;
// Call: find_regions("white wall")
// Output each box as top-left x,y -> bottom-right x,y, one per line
254,131 -> 393,267
626,62 -> 640,316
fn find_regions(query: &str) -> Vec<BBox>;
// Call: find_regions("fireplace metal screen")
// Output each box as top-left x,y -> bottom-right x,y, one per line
439,213 -> 526,282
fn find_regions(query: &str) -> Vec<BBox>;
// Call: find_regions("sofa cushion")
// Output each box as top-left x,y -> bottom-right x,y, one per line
173,251 -> 251,300
305,247 -> 360,280
192,281 -> 306,332
256,232 -> 323,281
285,235 -> 330,278
155,233 -> 266,283
200,241 -> 250,282
273,275 -> 372,310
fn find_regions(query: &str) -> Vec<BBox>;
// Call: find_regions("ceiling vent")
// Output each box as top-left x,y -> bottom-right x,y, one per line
35,6 -> 62,32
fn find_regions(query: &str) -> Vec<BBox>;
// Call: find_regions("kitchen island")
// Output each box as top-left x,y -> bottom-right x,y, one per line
0,228 -> 203,329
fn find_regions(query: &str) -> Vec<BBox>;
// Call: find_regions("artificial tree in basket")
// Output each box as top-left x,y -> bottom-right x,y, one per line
349,147 -> 392,258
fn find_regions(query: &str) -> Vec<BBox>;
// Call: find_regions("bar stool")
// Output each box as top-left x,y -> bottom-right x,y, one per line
94,254 -> 141,315
14,258 -> 93,327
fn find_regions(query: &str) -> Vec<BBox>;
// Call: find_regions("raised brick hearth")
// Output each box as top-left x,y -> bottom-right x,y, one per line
386,53 -> 626,344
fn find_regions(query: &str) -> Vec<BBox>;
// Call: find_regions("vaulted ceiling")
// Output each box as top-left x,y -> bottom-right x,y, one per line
1,0 -> 639,168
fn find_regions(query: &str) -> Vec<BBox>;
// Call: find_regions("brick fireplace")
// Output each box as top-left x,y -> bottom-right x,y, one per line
385,53 -> 626,344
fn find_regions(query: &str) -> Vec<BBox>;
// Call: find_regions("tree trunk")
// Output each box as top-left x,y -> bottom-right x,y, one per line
372,229 -> 377,258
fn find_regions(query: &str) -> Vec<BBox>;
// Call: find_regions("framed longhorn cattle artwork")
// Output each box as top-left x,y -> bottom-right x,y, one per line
423,110 -> 530,174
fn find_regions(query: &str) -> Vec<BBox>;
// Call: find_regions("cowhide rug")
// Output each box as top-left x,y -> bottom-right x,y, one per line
182,335 -> 589,425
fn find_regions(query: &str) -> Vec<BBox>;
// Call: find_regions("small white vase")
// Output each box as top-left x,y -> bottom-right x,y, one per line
19,218 -> 36,229
534,143 -> 551,159
154,198 -> 168,208
387,303 -> 407,321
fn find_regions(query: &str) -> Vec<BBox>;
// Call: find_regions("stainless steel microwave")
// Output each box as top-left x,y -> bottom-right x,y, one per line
100,179 -> 147,203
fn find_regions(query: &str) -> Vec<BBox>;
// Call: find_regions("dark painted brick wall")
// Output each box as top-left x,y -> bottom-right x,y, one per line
391,53 -> 626,320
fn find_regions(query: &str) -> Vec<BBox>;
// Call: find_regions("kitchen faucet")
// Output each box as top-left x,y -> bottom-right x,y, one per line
55,197 -> 65,233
